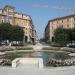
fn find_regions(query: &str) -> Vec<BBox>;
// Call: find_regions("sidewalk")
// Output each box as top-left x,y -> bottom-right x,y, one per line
0,66 -> 75,75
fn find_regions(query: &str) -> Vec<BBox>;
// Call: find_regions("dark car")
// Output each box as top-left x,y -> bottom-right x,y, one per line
67,42 -> 75,48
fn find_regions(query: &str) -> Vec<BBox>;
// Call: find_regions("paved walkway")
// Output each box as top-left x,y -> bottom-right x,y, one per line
0,66 -> 75,75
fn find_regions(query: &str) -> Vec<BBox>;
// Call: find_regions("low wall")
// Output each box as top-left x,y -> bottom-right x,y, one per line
12,58 -> 43,68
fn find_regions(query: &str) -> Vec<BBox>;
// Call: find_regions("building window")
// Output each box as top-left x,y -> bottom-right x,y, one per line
26,32 -> 27,34
57,21 -> 58,24
26,28 -> 27,30
67,18 -> 69,21
52,37 -> 54,42
26,20 -> 29,26
1,19 -> 4,23
62,20 -> 63,23
67,24 -> 69,28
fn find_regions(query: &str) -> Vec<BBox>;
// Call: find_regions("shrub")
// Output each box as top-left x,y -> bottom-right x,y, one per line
0,59 -> 11,66
42,47 -> 60,50
51,42 -> 65,47
16,47 -> 33,50
47,58 -> 75,67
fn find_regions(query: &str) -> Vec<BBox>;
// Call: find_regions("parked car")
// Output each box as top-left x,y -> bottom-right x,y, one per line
67,42 -> 75,48
11,41 -> 24,46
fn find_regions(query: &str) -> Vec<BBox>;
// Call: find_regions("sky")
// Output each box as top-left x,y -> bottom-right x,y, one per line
0,0 -> 75,39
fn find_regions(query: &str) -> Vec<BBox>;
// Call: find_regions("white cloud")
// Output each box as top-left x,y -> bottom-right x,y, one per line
32,4 -> 49,8
26,3 -> 75,11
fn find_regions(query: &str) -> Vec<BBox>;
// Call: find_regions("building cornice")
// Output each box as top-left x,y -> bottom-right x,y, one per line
49,14 -> 75,22
14,17 -> 31,21
4,5 -> 15,9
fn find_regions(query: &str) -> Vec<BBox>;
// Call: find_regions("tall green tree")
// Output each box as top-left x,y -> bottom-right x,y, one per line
0,23 -> 24,42
71,28 -> 75,41
0,23 -> 12,40
54,28 -> 69,46
10,25 -> 24,41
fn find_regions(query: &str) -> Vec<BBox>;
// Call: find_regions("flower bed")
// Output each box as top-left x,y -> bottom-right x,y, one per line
46,52 -> 75,67
0,59 -> 11,66
46,58 -> 75,67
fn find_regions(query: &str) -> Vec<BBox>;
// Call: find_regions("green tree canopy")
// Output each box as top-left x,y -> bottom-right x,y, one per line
0,23 -> 24,41
54,28 -> 70,46
0,23 -> 12,40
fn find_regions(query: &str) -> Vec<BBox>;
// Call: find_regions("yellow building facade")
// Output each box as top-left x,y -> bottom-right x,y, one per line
0,5 -> 36,43
45,15 -> 75,42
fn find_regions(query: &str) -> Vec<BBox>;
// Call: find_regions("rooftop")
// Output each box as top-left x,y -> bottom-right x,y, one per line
49,14 -> 75,22
4,5 -> 15,9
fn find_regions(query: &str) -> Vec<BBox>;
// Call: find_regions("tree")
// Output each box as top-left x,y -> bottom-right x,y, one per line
0,23 -> 24,42
54,28 -> 69,46
65,28 -> 75,42
0,23 -> 12,41
66,29 -> 72,42
71,28 -> 75,41
10,25 -> 24,41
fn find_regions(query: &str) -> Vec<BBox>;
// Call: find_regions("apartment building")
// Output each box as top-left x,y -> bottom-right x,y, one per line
45,15 -> 75,42
0,5 -> 36,43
